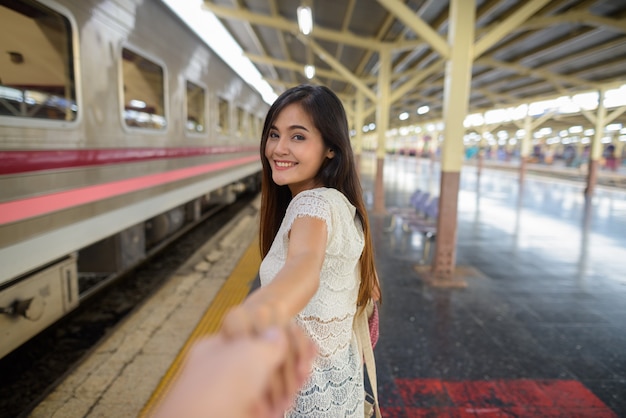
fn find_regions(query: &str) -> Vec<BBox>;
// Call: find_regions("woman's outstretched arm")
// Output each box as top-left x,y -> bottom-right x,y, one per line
222,215 -> 327,336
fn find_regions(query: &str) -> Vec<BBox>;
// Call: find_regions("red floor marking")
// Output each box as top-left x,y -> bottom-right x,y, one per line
445,380 -> 513,408
534,380 -> 609,409
402,407 -> 479,417
396,378 -> 449,407
383,379 -> 617,418
493,379 -> 553,408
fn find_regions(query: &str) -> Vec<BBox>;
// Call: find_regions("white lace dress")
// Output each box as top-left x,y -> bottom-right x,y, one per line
259,187 -> 365,417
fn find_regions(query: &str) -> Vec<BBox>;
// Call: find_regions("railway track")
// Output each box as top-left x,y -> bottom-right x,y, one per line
0,193 -> 257,418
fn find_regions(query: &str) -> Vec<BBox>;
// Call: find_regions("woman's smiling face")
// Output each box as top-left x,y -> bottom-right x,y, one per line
264,103 -> 334,196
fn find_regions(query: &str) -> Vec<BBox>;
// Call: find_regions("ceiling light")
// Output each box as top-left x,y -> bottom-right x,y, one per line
297,4 -> 313,35
129,99 -> 146,108
304,64 -> 315,79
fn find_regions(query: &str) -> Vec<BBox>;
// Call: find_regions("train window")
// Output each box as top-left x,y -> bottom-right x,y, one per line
0,0 -> 77,121
218,97 -> 229,133
237,107 -> 246,136
248,113 -> 256,138
121,48 -> 166,130
186,81 -> 205,133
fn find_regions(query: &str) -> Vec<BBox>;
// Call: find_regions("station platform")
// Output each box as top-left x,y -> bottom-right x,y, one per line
31,154 -> 626,417
362,155 -> 626,417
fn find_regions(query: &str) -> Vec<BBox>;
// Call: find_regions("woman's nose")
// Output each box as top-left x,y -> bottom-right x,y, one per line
273,136 -> 288,154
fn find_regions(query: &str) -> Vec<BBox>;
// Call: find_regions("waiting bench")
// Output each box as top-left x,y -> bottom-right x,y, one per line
387,189 -> 439,263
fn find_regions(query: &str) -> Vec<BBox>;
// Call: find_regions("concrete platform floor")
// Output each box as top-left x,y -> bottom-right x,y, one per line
360,154 -> 626,417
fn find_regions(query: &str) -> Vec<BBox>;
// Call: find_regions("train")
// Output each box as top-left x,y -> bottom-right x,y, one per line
0,0 -> 269,359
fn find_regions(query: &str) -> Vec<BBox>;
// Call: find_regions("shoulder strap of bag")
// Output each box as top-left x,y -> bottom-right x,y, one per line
355,302 -> 382,418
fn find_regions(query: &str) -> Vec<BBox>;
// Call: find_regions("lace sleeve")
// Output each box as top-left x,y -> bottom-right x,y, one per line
284,190 -> 333,237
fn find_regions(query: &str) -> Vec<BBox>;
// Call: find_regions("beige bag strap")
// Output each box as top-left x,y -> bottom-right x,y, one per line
355,302 -> 382,418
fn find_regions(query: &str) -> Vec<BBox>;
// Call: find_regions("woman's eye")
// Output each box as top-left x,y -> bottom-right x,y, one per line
293,134 -> 305,141
269,132 -> 279,139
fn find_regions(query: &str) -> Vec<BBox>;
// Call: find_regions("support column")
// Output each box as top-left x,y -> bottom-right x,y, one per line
586,89 -> 606,197
477,123 -> 486,177
616,141 -> 625,169
374,47 -> 391,214
520,114 -> 533,184
430,131 -> 439,170
431,0 -> 475,284
354,89 -> 365,173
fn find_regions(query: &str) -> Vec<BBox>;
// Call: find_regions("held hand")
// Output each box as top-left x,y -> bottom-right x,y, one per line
221,303 -> 280,339
153,326 -> 316,418
220,305 -> 317,414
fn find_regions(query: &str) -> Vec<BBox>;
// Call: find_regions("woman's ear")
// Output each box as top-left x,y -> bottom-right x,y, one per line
327,148 -> 335,159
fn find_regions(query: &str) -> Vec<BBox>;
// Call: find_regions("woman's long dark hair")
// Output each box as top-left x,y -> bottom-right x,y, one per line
259,84 -> 380,309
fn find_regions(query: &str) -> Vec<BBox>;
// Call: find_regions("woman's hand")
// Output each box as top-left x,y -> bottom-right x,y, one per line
220,304 -> 317,414
153,324 -> 316,418
221,303 -> 280,339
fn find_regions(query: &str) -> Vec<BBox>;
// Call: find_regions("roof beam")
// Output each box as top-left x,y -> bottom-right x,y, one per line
335,0 -> 356,59
202,2 -> 382,51
267,0 -> 295,84
376,0 -> 450,59
229,0 -> 280,82
353,8 -> 397,83
474,0 -> 552,58
522,11 -> 626,34
476,57 -> 604,90
390,59 -> 445,103
244,53 -> 346,82
537,37 -> 626,70
388,0 -> 440,73
329,0 -> 357,90
304,36 -> 377,102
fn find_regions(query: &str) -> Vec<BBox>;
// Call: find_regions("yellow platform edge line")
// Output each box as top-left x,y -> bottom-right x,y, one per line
139,237 -> 261,417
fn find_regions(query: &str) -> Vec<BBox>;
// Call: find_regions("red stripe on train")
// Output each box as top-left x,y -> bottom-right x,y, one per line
0,146 -> 258,175
0,155 -> 260,225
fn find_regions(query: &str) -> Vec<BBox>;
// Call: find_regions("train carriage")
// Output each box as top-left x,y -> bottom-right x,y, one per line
0,0 -> 268,358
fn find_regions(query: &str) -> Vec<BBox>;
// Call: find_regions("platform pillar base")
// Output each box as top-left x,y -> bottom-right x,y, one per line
414,265 -> 487,288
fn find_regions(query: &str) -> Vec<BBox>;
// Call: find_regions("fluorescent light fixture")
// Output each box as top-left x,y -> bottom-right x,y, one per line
539,127 -> 552,136
606,123 -> 622,131
161,0 -> 277,105
399,112 -> 409,120
417,105 -> 429,115
129,99 -> 146,108
304,64 -> 315,79
297,5 -> 313,35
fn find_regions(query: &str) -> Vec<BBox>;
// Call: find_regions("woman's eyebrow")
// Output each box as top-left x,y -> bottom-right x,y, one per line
288,124 -> 310,131
270,124 -> 310,132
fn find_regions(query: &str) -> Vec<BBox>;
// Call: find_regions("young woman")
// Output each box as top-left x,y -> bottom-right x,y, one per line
221,84 -> 381,417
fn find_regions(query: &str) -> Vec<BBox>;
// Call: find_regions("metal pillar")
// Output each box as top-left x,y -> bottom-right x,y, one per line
354,89 -> 365,173
586,89 -> 606,197
520,114 -> 533,184
431,0 -> 475,283
374,47 -> 391,214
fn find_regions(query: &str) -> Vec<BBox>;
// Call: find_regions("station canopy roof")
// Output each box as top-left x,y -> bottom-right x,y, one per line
201,0 -> 626,135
